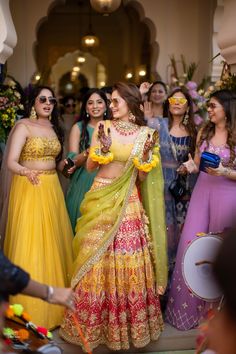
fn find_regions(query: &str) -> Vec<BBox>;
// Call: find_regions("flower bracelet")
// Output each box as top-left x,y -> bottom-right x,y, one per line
133,153 -> 159,173
89,146 -> 114,165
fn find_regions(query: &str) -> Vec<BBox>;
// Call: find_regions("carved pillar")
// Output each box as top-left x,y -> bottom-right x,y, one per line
217,0 -> 236,73
0,0 -> 17,64
211,0 -> 224,81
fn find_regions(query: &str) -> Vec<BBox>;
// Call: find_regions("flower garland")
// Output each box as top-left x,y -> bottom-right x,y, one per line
89,146 -> 114,164
3,304 -> 53,349
133,153 -> 159,173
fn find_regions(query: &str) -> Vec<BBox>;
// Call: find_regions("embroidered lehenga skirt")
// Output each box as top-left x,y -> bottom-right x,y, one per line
60,177 -> 163,351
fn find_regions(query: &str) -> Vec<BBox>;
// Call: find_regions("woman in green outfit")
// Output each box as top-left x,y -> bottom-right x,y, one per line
65,88 -> 109,232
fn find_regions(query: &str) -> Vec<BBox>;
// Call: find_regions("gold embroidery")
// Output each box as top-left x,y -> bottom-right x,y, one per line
20,136 -> 61,162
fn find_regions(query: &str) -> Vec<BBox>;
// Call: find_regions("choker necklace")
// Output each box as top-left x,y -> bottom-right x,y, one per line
112,119 -> 139,136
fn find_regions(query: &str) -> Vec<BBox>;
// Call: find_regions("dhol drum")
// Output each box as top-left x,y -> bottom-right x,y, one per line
182,233 -> 223,301
4,319 -> 62,354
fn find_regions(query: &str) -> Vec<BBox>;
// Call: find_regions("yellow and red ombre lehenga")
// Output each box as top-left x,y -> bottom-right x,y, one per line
60,124 -> 167,351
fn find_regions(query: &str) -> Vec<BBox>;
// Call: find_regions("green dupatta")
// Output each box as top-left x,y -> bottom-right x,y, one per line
71,125 -> 167,290
141,149 -> 168,290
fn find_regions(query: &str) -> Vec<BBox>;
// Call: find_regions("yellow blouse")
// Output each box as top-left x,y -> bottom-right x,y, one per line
110,140 -> 133,162
20,136 -> 61,162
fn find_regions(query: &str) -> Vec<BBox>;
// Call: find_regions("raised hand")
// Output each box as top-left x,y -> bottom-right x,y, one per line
139,82 -> 152,96
143,101 -> 153,119
98,123 -> 112,153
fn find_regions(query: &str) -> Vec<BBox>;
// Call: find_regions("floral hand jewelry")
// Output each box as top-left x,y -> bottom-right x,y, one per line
89,146 -> 114,165
133,132 -> 159,172
89,123 -> 114,164
133,153 -> 159,172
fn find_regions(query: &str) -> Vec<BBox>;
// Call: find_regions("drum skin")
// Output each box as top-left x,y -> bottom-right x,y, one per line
182,234 -> 223,301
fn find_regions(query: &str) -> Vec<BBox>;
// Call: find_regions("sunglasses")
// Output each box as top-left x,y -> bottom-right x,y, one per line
168,97 -> 187,105
207,102 -> 222,109
65,103 -> 76,108
38,96 -> 57,105
110,98 -> 121,107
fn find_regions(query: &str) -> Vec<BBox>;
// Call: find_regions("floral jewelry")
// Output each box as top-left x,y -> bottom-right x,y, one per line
112,119 -> 139,136
128,111 -> 136,123
133,153 -> 159,172
182,108 -> 189,126
89,146 -> 114,165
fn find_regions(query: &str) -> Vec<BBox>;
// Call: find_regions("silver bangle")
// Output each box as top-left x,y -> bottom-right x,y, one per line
43,285 -> 54,302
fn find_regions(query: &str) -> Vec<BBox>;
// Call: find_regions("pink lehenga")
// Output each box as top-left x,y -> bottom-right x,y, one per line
165,141 -> 236,330
60,125 -> 168,351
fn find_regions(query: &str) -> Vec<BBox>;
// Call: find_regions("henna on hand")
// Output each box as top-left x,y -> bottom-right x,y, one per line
98,124 -> 112,153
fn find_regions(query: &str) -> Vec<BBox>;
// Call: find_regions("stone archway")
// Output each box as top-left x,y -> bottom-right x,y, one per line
51,50 -> 107,94
31,0 -> 160,85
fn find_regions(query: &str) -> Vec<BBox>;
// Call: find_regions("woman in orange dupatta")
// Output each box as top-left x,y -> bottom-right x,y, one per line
60,82 -> 167,351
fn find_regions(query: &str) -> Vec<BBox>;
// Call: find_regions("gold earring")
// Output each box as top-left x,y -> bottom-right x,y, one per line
183,109 -> 189,126
128,111 -> 136,123
48,115 -> 52,121
30,106 -> 37,120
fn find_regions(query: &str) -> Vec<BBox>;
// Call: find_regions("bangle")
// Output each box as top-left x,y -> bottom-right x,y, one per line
133,154 -> 159,172
43,285 -> 54,302
89,146 -> 113,165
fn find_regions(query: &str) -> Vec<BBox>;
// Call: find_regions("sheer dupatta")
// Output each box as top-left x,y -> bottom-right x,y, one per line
71,126 -> 168,291
141,149 -> 168,290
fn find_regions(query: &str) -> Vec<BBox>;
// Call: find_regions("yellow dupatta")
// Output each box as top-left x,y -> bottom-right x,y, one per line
71,125 -> 167,290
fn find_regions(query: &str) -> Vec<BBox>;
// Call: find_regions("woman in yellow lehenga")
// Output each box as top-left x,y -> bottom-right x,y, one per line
60,82 -> 167,351
1,86 -> 73,329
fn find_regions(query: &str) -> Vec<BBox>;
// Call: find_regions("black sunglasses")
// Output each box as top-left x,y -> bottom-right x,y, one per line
65,103 -> 76,108
38,96 -> 57,105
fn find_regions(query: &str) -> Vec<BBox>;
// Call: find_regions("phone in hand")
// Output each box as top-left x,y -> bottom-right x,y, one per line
62,157 -> 75,178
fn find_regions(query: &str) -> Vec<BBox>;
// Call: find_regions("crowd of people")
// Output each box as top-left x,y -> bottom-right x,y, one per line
0,78 -> 236,353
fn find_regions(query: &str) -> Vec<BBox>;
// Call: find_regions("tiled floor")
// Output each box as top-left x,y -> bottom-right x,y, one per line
52,323 -> 197,354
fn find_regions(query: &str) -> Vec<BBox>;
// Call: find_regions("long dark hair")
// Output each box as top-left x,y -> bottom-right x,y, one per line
165,87 -> 197,156
198,89 -> 236,166
78,88 -> 109,151
112,82 -> 146,126
26,85 -> 64,161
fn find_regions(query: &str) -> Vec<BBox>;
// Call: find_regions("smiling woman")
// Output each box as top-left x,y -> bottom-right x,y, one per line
0,86 -> 73,329
166,89 -> 236,331
64,88 -> 110,232
60,82 -> 167,352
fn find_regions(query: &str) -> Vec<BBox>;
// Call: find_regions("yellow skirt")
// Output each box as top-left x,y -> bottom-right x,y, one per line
4,172 -> 73,329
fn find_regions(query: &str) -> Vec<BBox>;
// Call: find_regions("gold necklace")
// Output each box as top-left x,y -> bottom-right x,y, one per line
112,119 -> 139,136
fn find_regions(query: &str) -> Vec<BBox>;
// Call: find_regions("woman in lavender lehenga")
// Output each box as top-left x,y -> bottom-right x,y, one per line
165,89 -> 236,330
